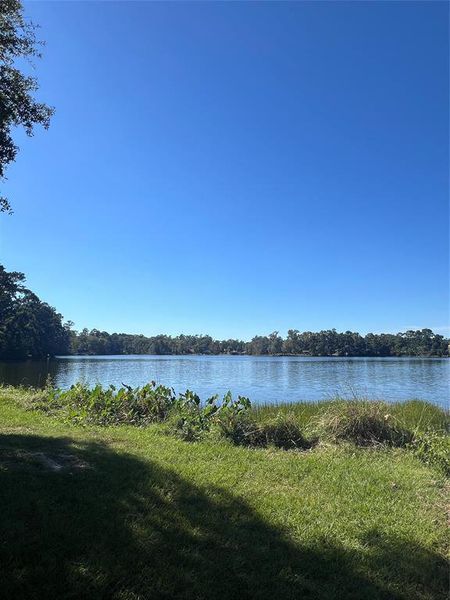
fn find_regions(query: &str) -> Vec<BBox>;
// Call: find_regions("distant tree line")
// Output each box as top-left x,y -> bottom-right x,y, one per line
0,265 -> 448,359
71,330 -> 247,356
70,327 -> 449,358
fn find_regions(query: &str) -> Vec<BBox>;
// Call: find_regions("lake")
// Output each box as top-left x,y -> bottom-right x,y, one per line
0,355 -> 448,407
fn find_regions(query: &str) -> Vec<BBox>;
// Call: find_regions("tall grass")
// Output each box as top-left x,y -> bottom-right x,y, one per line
311,400 -> 414,447
217,411 -> 312,450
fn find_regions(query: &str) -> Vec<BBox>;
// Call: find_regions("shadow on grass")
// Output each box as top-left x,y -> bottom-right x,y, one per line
0,434 -> 446,600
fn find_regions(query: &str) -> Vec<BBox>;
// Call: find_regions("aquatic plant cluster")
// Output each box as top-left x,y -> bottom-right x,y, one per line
37,381 -> 177,426
31,382 -> 449,474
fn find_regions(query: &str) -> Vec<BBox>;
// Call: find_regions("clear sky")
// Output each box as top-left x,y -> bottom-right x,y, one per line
1,1 -> 448,339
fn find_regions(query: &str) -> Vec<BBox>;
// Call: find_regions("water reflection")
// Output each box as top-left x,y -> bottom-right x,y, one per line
0,355 -> 448,407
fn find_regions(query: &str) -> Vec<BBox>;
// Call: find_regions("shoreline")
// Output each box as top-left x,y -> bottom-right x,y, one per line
1,353 -> 448,362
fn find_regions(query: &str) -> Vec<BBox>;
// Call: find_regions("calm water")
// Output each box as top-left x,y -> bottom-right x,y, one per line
0,355 -> 448,407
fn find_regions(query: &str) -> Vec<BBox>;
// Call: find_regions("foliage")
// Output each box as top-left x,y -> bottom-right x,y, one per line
34,380 -> 177,426
33,383 -> 252,437
171,390 -> 219,441
214,390 -> 251,438
72,328 -> 247,356
411,430 -> 450,476
0,0 -> 54,213
69,326 -> 449,357
280,328 -> 449,357
172,390 -> 251,441
312,400 -> 414,447
31,381 -> 313,450
0,264 -> 71,359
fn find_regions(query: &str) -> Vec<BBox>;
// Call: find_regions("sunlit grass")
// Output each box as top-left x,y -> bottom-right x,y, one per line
0,386 -> 448,599
252,397 -> 449,433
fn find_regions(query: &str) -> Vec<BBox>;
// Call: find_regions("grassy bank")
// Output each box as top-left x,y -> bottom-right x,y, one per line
0,386 -> 448,600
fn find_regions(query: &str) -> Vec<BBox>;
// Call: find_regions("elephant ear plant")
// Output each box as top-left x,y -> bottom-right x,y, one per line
172,390 -> 251,442
33,381 -> 177,426
214,391 -> 253,444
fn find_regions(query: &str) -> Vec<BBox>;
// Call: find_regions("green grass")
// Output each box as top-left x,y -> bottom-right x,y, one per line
0,386 -> 448,600
252,398 -> 449,433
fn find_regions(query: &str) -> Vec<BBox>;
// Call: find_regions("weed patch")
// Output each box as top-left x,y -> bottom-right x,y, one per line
312,401 -> 414,447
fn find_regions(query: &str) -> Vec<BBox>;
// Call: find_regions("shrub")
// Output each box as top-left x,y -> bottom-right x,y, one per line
312,401 -> 413,447
410,430 -> 450,476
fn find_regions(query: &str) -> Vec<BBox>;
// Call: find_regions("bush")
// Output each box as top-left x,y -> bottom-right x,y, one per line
312,401 -> 413,447
33,381 -> 177,426
411,430 -> 450,476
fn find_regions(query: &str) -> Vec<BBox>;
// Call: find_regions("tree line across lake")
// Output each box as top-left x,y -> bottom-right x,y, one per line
70,328 -> 449,357
1,264 -> 448,360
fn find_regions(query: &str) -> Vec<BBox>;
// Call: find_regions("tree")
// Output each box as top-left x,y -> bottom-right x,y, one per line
0,263 -> 71,358
267,331 -> 283,354
0,0 -> 54,213
247,335 -> 270,355
0,264 -> 26,318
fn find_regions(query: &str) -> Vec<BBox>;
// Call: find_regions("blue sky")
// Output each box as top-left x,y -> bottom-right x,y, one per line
1,1 -> 448,339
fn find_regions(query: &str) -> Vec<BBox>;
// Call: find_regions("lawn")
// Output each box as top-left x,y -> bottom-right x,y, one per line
0,387 -> 448,600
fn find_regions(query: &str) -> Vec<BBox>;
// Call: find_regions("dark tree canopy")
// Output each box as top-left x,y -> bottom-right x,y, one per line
69,327 -> 449,358
0,264 -> 71,359
0,0 -> 54,213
